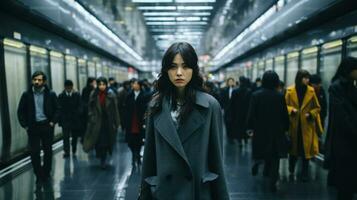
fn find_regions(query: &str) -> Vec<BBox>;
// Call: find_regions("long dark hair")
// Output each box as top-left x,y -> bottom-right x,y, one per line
150,42 -> 204,122
295,69 -> 310,87
332,56 -> 357,82
94,77 -> 108,94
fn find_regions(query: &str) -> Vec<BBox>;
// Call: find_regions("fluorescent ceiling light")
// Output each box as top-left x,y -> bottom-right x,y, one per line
150,29 -> 205,32
139,6 -> 213,11
177,6 -> 213,10
153,35 -> 201,39
63,0 -> 142,61
146,21 -> 207,25
176,17 -> 201,21
175,0 -> 215,2
147,22 -> 177,25
132,0 -> 172,2
143,12 -> 211,16
145,17 -> 176,21
138,6 -> 176,10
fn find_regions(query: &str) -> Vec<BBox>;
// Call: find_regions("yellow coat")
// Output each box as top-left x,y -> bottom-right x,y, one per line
285,85 -> 324,159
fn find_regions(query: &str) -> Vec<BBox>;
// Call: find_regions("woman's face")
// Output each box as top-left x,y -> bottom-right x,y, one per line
91,80 -> 97,88
98,81 -> 107,91
302,77 -> 310,85
167,54 -> 193,90
132,81 -> 140,91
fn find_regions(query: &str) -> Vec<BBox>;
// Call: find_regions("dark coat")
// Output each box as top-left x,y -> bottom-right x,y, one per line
124,90 -> 148,139
315,86 -> 327,126
324,78 -> 357,192
83,90 -> 120,152
117,88 -> 130,129
230,86 -> 252,139
17,86 -> 59,129
58,91 -> 82,130
220,87 -> 234,139
220,87 -> 233,111
80,86 -> 94,131
247,88 -> 290,159
140,91 -> 229,200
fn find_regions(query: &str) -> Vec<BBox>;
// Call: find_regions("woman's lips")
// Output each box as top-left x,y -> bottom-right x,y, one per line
175,79 -> 184,82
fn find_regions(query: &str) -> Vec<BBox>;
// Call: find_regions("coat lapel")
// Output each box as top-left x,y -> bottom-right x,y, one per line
154,98 -> 189,164
301,87 -> 314,110
289,86 -> 300,108
178,108 -> 205,143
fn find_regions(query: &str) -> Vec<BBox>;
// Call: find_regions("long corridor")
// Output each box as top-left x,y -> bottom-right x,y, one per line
0,135 -> 338,200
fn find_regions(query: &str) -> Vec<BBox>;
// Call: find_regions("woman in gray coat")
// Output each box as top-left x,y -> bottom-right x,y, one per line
83,77 -> 119,169
140,42 -> 229,200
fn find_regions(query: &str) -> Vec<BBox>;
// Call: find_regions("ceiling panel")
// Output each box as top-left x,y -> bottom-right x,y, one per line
131,0 -> 219,54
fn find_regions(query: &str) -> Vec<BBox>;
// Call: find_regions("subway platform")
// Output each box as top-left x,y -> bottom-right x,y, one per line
0,136 -> 339,200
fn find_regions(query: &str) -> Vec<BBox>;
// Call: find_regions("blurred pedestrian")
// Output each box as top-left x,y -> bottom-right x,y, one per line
324,57 -> 357,200
83,77 -> 119,169
247,70 -> 290,192
17,71 -> 58,186
124,79 -> 147,168
58,80 -> 81,158
285,70 -> 323,182
231,76 -> 252,146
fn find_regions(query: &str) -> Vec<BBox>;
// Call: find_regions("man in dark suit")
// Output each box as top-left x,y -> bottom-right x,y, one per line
17,71 -> 59,186
58,80 -> 82,158
220,77 -> 236,142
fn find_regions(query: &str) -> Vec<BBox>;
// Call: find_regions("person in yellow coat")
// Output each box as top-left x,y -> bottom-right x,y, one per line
285,69 -> 323,182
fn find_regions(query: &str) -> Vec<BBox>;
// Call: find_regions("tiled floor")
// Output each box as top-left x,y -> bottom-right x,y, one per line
0,136 -> 349,200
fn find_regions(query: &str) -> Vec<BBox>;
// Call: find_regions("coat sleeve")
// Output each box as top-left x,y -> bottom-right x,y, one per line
309,91 -> 321,119
139,115 -> 157,200
51,92 -> 60,124
329,85 -> 357,138
246,94 -> 256,131
208,100 -> 230,200
57,93 -> 63,126
112,95 -> 120,129
285,90 -> 296,115
17,92 -> 28,128
320,87 -> 328,121
280,94 -> 290,132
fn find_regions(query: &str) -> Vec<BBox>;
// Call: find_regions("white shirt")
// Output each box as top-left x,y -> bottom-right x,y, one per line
134,91 -> 140,100
229,87 -> 233,99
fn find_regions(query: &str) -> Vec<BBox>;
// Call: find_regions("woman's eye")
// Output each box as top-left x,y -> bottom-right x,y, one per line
170,65 -> 177,69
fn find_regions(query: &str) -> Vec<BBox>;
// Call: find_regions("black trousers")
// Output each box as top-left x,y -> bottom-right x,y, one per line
28,123 -> 54,179
289,155 -> 309,176
127,133 -> 143,163
264,158 -> 280,184
62,127 -> 79,154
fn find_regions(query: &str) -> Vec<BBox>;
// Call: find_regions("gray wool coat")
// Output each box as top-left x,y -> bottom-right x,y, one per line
83,90 -> 119,152
140,91 -> 229,200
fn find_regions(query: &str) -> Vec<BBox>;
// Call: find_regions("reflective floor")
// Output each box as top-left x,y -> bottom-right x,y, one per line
0,135 -> 344,200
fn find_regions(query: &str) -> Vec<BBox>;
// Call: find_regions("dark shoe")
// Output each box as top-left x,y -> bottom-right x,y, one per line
251,163 -> 259,176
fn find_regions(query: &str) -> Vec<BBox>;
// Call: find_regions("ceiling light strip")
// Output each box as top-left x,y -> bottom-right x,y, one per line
68,0 -> 142,61
143,12 -> 211,16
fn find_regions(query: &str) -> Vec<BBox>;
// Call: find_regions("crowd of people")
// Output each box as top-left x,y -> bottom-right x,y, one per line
16,41 -> 357,200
